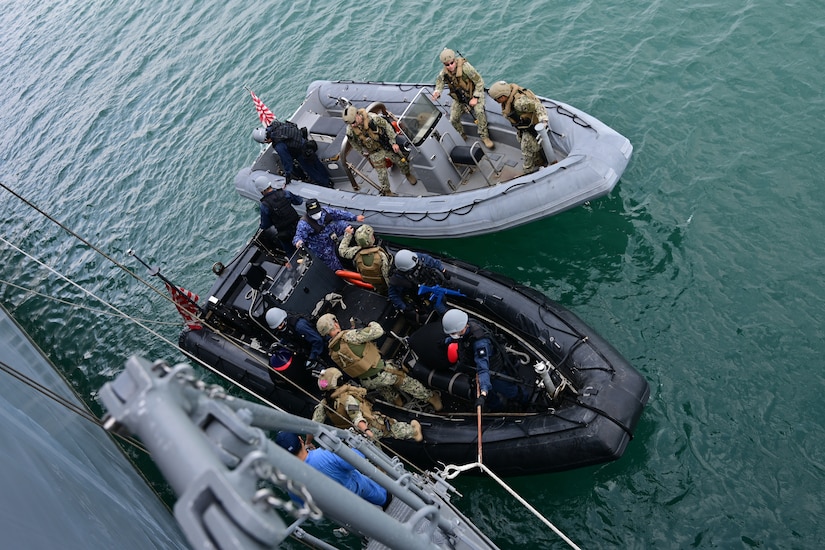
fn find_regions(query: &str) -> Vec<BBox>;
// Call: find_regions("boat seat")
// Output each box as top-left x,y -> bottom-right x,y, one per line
448,142 -> 499,187
309,117 -> 347,162
241,263 -> 269,291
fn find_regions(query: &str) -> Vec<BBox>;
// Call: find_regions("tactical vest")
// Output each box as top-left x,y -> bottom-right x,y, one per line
349,113 -> 392,153
355,247 -> 388,293
267,120 -> 304,153
328,331 -> 382,378
327,384 -> 372,429
261,190 -> 299,231
443,58 -> 474,103
502,87 -> 542,131
457,319 -> 506,373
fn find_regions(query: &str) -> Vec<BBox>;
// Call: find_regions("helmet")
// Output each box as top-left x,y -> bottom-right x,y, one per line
252,127 -> 268,143
394,249 -> 418,272
342,106 -> 357,123
265,307 -> 287,329
489,81 -> 511,100
354,224 -> 375,247
442,309 -> 469,337
316,313 -> 338,336
318,367 -> 343,391
253,175 -> 272,194
439,48 -> 456,64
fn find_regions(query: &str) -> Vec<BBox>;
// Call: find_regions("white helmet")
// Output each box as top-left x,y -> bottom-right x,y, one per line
394,249 -> 418,272
252,127 -> 268,143
442,309 -> 469,338
265,307 -> 287,329
253,175 -> 272,194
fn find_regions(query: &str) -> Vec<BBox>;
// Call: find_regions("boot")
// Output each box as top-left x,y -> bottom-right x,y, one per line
410,420 -> 424,442
427,391 -> 443,412
405,173 -> 417,185
482,136 -> 495,149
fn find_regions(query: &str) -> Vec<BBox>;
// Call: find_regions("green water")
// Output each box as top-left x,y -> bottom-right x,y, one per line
2,1 -> 825,547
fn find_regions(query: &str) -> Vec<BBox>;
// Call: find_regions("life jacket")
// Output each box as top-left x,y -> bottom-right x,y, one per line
443,58 -> 475,104
355,247 -> 388,294
348,111 -> 393,153
457,319 -> 506,373
279,314 -> 313,353
328,330 -> 382,378
261,189 -> 299,232
326,384 -> 373,429
266,120 -> 304,153
501,86 -> 542,131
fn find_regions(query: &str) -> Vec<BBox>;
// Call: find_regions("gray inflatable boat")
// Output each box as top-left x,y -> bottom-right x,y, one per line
236,80 -> 632,238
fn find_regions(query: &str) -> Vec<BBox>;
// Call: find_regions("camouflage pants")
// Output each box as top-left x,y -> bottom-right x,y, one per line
360,366 -> 433,405
367,411 -> 416,440
367,149 -> 411,194
518,131 -> 544,174
449,99 -> 489,140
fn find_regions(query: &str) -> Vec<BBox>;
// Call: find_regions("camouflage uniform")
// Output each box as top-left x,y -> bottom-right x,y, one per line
337,229 -> 392,294
346,111 -> 412,195
328,321 -> 434,405
494,83 -> 549,174
434,59 -> 490,141
311,384 -> 417,441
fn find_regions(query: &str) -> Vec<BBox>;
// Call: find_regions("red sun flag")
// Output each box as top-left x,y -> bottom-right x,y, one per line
164,282 -> 202,330
249,90 -> 275,126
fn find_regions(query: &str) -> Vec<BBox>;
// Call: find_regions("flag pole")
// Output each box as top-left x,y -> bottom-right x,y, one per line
127,249 -> 199,310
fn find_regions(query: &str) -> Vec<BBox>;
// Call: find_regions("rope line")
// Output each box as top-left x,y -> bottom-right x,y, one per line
0,277 -> 181,326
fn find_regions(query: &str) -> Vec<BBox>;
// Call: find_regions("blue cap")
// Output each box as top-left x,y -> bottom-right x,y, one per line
275,432 -> 302,455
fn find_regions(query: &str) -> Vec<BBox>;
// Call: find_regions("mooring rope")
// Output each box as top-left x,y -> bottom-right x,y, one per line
441,461 -> 581,550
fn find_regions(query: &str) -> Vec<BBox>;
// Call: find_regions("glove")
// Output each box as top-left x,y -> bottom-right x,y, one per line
475,394 -> 486,409
350,317 -> 364,329
442,271 -> 451,281
284,174 -> 292,186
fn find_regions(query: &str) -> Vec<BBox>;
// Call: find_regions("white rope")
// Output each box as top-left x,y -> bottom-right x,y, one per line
0,277 -> 181,326
441,461 -> 581,550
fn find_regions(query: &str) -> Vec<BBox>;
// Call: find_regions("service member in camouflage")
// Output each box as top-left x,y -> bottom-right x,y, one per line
337,224 -> 392,294
488,80 -> 550,174
342,106 -> 417,196
432,48 -> 494,149
311,368 -> 423,442
316,313 -> 442,410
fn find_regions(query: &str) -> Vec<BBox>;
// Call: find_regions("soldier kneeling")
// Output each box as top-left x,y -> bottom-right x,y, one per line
311,368 -> 423,442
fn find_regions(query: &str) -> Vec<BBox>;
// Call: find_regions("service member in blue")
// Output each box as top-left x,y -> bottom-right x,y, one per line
255,174 -> 304,253
293,199 -> 365,271
441,308 -> 525,411
274,431 -> 391,509
265,307 -> 327,370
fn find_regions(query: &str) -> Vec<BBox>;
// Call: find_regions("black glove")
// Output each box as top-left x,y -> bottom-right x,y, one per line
284,174 -> 292,186
442,270 -> 451,281
350,317 -> 364,329
475,394 -> 486,408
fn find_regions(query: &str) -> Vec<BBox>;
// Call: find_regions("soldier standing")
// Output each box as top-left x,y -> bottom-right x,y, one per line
432,48 -> 495,150
488,80 -> 550,174
343,106 -> 417,196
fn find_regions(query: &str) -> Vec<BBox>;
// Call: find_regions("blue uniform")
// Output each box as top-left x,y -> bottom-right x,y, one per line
388,253 -> 447,313
293,208 -> 360,271
273,141 -> 331,186
303,449 -> 388,506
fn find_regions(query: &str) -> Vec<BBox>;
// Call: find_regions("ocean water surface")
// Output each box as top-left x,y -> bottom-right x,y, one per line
2,0 -> 825,547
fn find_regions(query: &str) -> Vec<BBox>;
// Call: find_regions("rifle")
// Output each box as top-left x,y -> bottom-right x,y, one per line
417,284 -> 466,310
